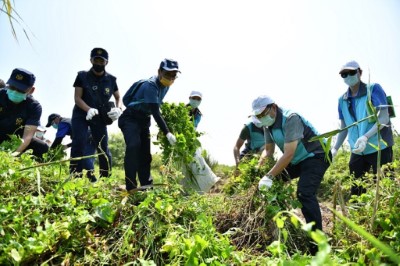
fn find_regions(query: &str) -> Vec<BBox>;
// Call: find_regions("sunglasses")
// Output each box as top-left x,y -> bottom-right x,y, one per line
340,69 -> 358,78
256,106 -> 271,119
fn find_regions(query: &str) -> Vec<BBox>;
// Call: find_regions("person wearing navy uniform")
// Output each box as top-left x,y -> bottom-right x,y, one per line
252,95 -> 331,255
332,60 -> 393,196
186,91 -> 203,129
233,121 -> 265,171
0,68 -> 48,159
46,113 -> 97,181
119,59 -> 179,191
70,48 -> 122,180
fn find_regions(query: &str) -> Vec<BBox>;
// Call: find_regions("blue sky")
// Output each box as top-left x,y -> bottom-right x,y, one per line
1,0 -> 399,165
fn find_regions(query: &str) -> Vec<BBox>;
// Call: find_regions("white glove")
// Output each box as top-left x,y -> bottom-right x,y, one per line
352,136 -> 368,153
107,107 -> 122,121
11,151 -> 21,157
258,175 -> 273,190
166,132 -> 176,146
86,108 -> 99,120
331,148 -> 338,158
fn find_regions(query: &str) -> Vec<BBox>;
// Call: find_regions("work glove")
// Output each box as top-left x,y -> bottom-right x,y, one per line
258,175 -> 273,190
11,151 -> 20,157
166,132 -> 177,146
86,108 -> 99,120
107,107 -> 122,121
352,136 -> 368,153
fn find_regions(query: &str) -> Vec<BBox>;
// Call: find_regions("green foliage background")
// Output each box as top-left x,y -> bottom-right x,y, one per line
0,129 -> 399,265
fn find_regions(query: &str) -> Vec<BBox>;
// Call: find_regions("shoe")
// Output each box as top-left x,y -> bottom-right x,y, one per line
87,173 -> 97,183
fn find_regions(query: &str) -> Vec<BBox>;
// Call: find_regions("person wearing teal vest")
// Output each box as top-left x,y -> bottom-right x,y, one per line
332,61 -> 393,196
233,121 -> 265,170
253,95 -> 331,255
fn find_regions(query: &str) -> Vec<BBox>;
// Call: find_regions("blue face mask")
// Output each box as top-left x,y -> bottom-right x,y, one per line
189,99 -> 201,108
259,115 -> 275,127
7,89 -> 27,103
344,75 -> 359,87
52,123 -> 58,129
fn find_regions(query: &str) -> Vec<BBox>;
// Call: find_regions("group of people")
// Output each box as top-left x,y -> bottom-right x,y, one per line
0,47 -> 203,187
232,60 -> 394,254
0,54 -> 394,254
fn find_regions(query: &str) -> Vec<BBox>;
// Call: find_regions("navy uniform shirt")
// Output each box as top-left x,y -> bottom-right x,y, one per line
0,89 -> 42,142
72,69 -> 118,117
127,76 -> 169,115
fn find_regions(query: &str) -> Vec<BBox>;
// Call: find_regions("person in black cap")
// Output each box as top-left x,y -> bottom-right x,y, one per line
118,58 -> 180,191
0,68 -> 48,159
70,47 -> 122,179
46,113 -> 97,181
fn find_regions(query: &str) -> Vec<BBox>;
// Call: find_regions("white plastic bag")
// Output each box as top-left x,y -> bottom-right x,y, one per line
183,148 -> 220,194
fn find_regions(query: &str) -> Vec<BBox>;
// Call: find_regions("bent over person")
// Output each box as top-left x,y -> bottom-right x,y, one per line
252,95 -> 331,255
0,68 -> 48,159
70,48 -> 122,180
118,59 -> 180,192
233,121 -> 265,170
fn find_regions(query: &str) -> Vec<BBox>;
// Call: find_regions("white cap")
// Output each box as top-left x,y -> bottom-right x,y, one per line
252,95 -> 274,115
37,125 -> 46,132
189,90 -> 202,99
339,60 -> 360,74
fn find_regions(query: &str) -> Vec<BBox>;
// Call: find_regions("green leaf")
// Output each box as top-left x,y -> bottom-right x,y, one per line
10,249 -> 21,262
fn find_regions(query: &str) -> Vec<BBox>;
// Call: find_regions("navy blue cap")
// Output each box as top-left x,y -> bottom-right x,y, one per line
160,59 -> 180,73
7,68 -> 36,92
46,113 -> 60,127
90,48 -> 108,60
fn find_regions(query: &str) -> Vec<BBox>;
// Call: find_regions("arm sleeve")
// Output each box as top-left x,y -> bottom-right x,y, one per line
334,119 -> 348,150
50,137 -> 64,149
284,115 -> 304,143
150,103 -> 170,135
73,73 -> 82,87
364,108 -> 390,139
239,126 -> 250,140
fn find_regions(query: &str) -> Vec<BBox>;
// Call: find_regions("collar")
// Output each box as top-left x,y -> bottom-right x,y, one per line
269,107 -> 283,130
345,82 -> 367,99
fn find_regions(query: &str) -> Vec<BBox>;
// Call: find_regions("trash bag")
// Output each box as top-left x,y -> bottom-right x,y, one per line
182,148 -> 220,194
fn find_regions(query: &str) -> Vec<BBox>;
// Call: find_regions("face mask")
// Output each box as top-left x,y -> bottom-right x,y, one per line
160,76 -> 174,87
93,64 -> 105,73
344,75 -> 359,87
52,124 -> 58,129
7,89 -> 27,103
189,99 -> 201,108
259,115 -> 275,127
35,132 -> 44,138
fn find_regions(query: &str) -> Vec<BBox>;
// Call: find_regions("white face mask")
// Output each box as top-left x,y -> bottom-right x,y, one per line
189,99 -> 201,108
35,132 -> 44,138
259,115 -> 275,127
344,75 -> 359,87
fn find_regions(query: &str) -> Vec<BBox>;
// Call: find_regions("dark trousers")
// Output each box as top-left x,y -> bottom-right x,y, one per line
70,116 -> 112,177
27,138 -> 49,161
349,147 -> 393,196
118,110 -> 152,191
282,153 -> 331,231
82,136 -> 96,171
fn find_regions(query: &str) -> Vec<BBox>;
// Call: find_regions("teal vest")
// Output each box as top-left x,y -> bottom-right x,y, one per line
268,109 -> 322,165
339,83 -> 389,155
245,123 -> 265,151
